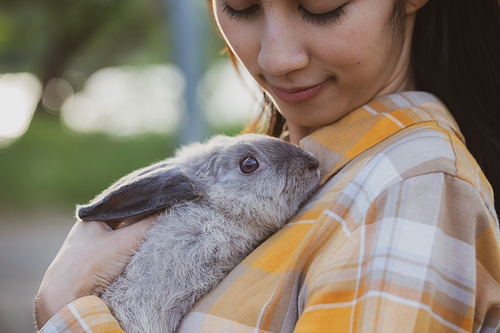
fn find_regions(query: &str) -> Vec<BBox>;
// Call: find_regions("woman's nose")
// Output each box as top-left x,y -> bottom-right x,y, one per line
257,19 -> 309,76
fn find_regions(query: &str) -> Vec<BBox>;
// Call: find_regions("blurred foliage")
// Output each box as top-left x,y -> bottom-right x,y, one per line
0,115 -> 244,211
0,0 -> 165,86
0,0 -> 240,213
0,0 -> 224,89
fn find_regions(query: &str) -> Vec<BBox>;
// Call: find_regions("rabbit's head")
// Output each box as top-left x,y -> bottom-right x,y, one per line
77,134 -> 319,230
186,134 -> 320,230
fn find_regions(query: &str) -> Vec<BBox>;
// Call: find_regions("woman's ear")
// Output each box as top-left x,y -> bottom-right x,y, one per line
406,0 -> 430,15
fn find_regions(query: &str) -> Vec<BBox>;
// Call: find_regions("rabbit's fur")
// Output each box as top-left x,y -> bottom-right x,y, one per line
77,133 -> 320,333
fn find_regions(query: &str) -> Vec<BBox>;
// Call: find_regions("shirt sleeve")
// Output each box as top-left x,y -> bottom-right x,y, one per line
295,172 -> 500,332
39,296 -> 124,333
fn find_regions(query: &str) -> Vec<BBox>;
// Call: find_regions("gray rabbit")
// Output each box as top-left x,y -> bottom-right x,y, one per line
77,133 -> 320,333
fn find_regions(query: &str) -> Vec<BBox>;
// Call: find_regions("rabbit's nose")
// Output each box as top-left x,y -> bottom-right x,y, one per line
306,154 -> 319,169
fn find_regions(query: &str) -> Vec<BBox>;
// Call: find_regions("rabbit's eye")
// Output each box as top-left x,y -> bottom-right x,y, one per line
239,157 -> 259,174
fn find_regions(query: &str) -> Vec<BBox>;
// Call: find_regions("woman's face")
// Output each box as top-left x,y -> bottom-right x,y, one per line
212,0 -> 416,142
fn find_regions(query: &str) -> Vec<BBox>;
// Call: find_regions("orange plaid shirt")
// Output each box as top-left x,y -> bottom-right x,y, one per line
40,92 -> 500,333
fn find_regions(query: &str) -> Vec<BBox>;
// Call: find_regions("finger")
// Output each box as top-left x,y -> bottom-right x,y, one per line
113,216 -> 156,247
72,219 -> 113,236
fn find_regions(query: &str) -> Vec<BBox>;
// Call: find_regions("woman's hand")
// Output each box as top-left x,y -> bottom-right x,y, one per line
35,217 -> 155,330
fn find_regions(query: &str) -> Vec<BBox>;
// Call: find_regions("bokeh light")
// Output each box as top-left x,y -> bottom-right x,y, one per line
42,78 -> 74,114
60,64 -> 186,136
0,73 -> 42,148
198,60 -> 262,127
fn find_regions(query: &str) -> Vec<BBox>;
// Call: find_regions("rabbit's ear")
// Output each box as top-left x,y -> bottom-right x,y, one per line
77,165 -> 196,222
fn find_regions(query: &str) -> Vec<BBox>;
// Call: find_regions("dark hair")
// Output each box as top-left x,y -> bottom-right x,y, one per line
241,0 -> 500,213
412,0 -> 500,214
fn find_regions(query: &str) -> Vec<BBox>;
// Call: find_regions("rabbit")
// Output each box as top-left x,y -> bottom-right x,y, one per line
77,133 -> 320,333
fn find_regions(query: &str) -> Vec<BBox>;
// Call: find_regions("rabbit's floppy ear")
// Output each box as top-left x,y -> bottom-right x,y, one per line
77,165 -> 197,222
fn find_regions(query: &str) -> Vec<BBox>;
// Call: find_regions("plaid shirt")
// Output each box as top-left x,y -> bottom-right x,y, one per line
40,91 -> 500,333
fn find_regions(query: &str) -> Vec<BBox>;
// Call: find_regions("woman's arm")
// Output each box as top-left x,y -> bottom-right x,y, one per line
35,218 -> 154,330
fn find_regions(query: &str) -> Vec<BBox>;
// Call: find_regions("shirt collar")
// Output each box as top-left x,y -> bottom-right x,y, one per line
300,91 -> 462,185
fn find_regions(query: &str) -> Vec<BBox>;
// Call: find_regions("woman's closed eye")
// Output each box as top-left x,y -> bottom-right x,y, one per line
221,2 -> 346,26
221,2 -> 260,20
299,4 -> 346,25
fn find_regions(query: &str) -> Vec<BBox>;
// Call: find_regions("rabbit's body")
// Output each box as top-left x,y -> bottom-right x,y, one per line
102,204 -> 264,332
77,134 -> 320,333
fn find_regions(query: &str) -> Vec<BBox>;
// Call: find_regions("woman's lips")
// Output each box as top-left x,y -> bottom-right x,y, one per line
271,80 -> 328,104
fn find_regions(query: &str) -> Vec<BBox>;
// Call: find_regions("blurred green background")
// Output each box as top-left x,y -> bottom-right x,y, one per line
0,117 -> 243,211
0,0 -> 261,331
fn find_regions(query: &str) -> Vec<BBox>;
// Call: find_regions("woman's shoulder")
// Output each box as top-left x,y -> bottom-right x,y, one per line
328,121 -> 496,218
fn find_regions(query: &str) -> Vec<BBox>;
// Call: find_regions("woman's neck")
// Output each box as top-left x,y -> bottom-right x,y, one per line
286,122 -> 322,145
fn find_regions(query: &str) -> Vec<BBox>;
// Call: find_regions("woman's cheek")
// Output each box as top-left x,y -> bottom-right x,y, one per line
321,34 -> 382,83
221,24 -> 258,60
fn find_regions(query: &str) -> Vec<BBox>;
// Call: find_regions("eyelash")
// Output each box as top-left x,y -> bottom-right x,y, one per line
221,2 -> 346,26
299,5 -> 346,25
221,2 -> 259,20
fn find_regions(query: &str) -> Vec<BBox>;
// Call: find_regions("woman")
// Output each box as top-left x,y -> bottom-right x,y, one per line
36,0 -> 500,332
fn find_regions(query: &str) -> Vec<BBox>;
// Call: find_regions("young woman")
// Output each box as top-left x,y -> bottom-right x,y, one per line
36,0 -> 500,332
